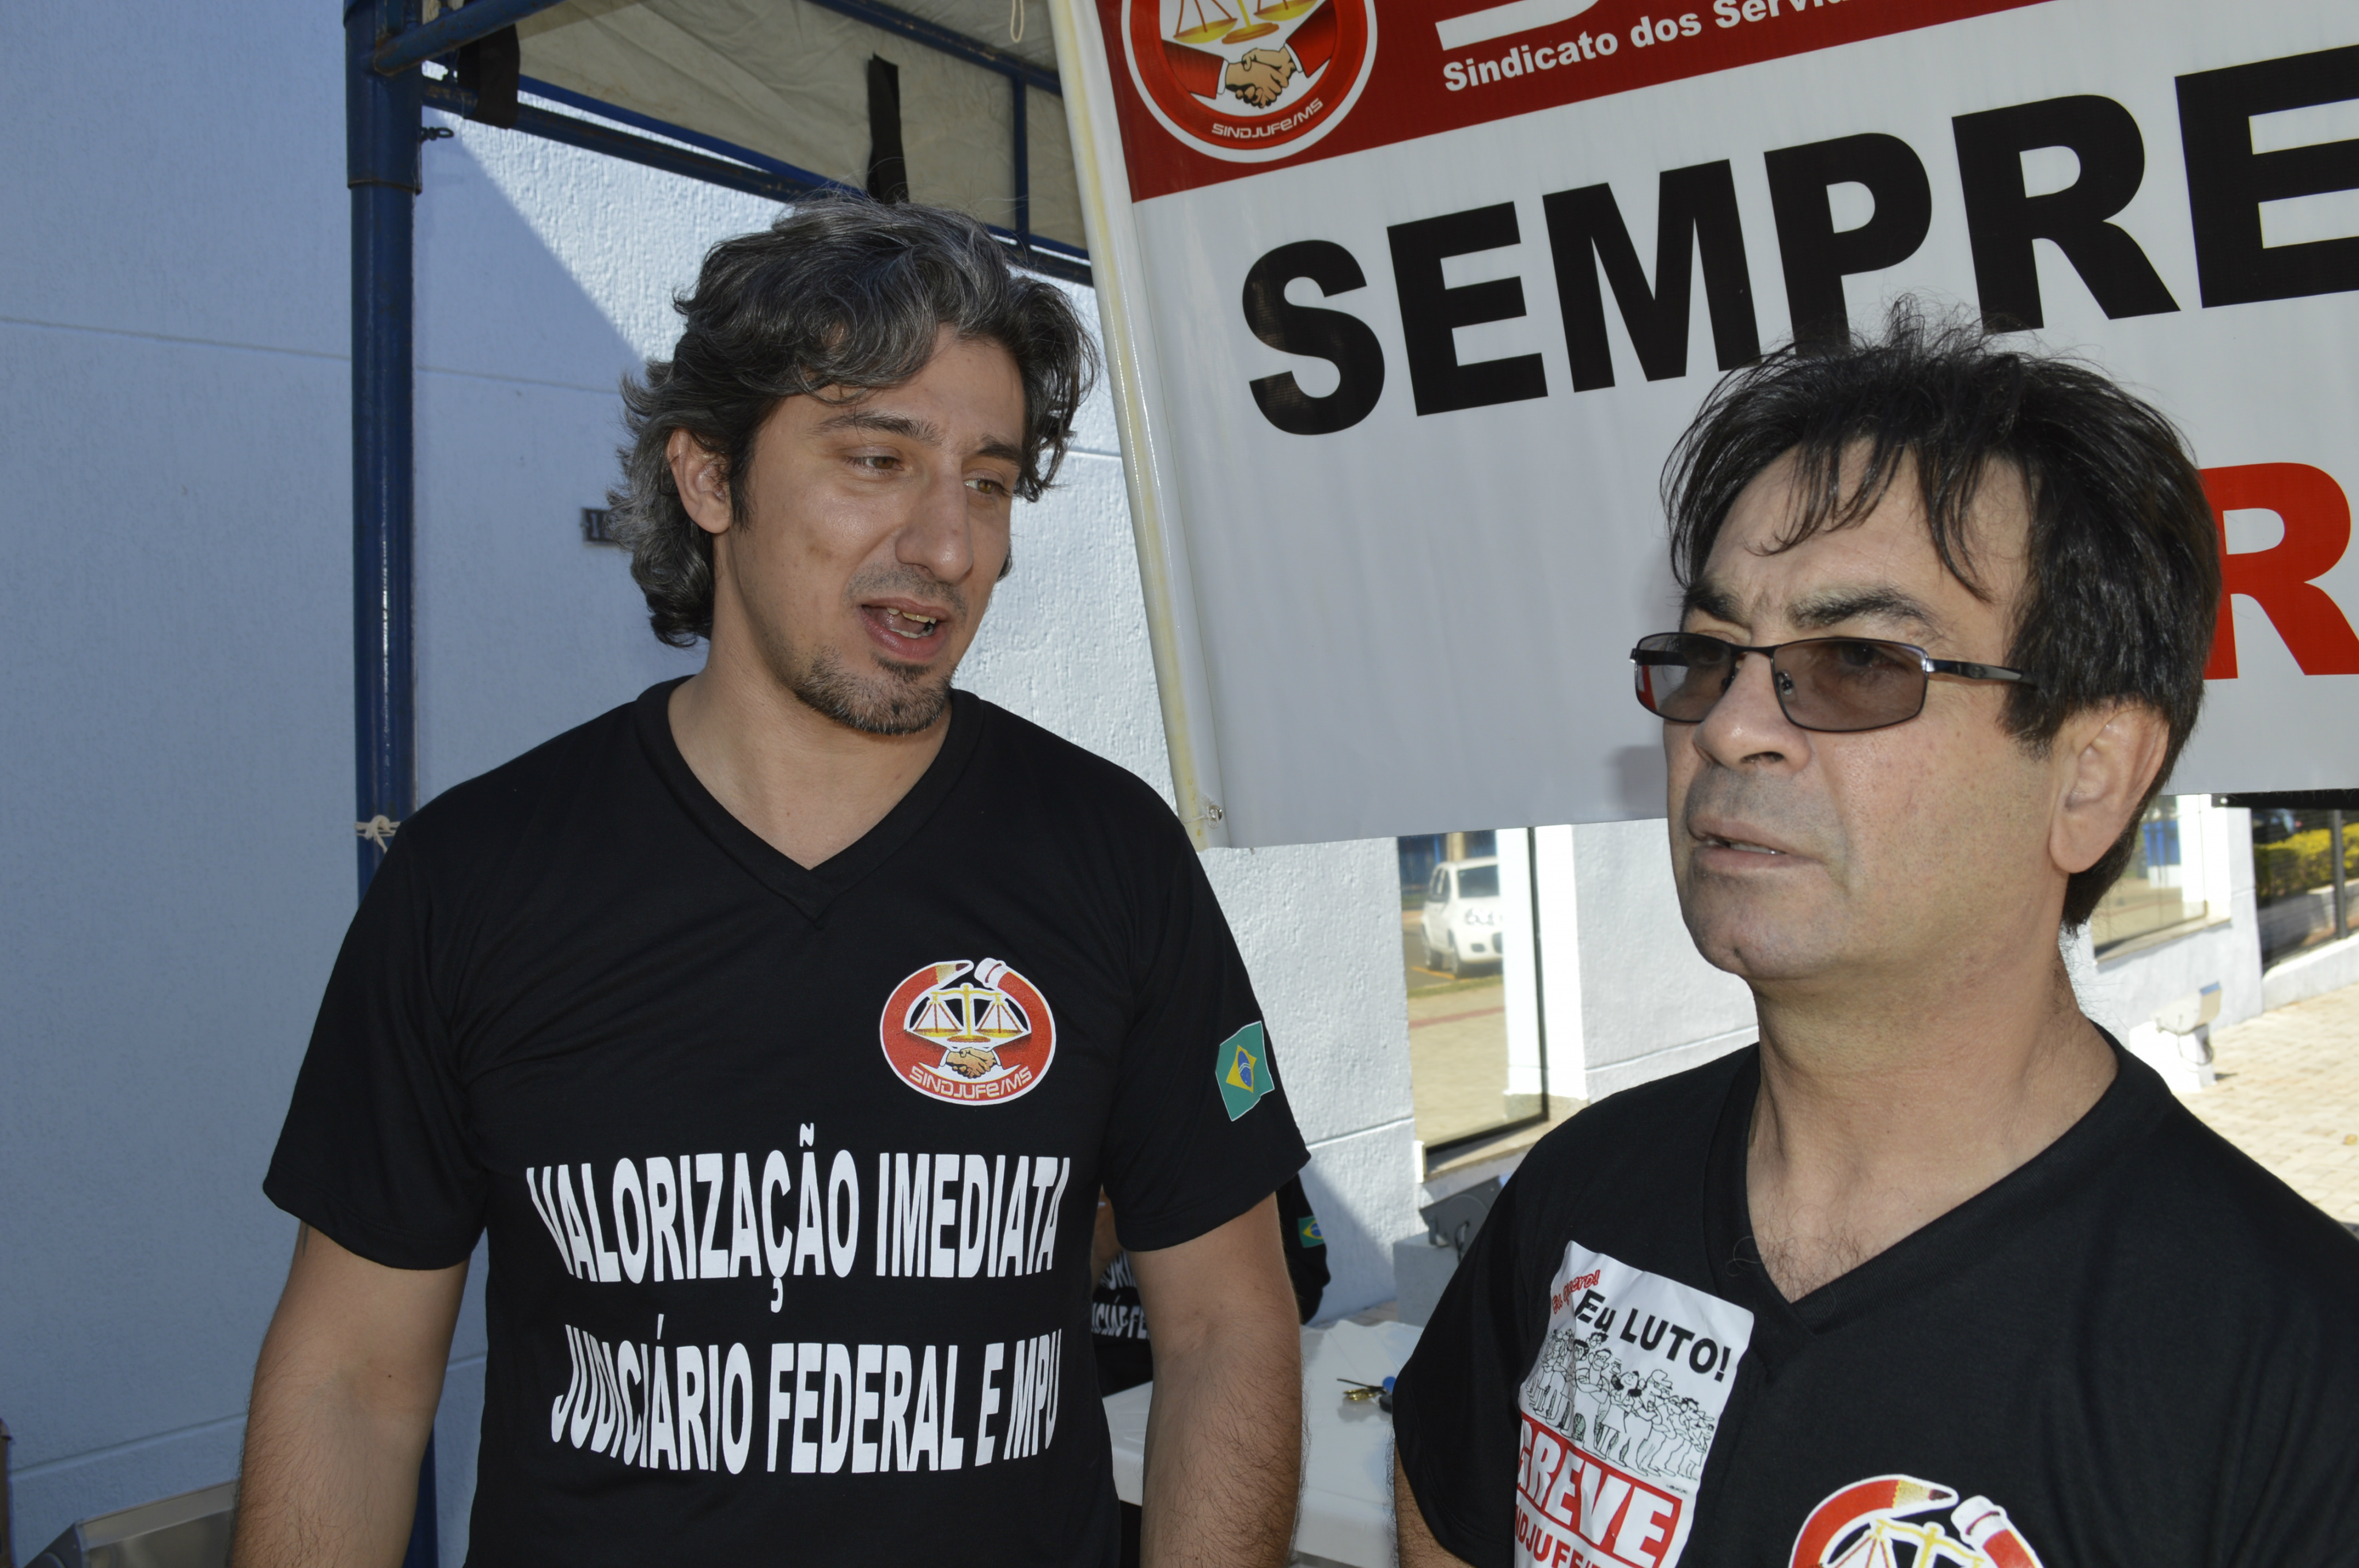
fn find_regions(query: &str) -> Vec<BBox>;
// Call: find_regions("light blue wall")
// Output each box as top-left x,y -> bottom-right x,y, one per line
0,7 -> 1418,1560
2,2 -> 351,1552
0,4 -> 727,1554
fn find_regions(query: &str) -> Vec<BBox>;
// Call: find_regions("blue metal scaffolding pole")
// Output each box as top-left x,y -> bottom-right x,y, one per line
347,0 -> 420,901
346,0 -> 438,1561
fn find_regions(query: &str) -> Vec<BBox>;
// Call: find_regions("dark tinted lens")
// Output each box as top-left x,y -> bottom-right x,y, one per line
1777,639 -> 1926,731
1633,633 -> 1734,722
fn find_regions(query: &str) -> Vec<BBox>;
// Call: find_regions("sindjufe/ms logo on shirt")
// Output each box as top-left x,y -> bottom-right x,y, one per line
879,958 -> 1057,1105
1121,0 -> 1374,163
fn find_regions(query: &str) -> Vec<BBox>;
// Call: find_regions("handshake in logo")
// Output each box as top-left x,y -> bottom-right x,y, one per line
941,1044 -> 999,1079
1223,46 -> 1299,108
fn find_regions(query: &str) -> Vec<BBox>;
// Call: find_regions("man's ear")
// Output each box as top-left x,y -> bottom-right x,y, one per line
667,429 -> 733,538
2050,702 -> 2172,876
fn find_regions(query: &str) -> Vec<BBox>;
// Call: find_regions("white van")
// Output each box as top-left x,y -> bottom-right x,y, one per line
1420,857 -> 1503,974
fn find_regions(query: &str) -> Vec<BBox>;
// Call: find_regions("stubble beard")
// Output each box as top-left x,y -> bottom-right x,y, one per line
750,573 -> 966,737
779,641 -> 953,736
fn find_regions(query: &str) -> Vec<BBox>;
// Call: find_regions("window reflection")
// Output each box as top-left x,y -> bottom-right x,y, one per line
1399,830 -> 1542,1156
2089,798 -> 2208,953
2252,807 -> 2355,967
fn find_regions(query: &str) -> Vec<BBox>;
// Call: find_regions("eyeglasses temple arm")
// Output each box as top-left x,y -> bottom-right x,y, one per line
1925,657 -> 2034,686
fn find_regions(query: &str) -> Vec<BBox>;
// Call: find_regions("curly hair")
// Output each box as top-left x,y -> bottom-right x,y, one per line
1662,302 -> 2221,928
607,195 -> 1098,647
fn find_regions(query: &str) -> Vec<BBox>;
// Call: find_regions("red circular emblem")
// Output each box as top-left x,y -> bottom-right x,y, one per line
878,958 -> 1058,1105
1791,1475 -> 2045,1568
1121,0 -> 1376,164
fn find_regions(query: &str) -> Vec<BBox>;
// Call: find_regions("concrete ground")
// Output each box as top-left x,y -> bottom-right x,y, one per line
2180,979 -> 2359,1227
1405,977 -> 1521,1149
1399,908 -> 1531,1149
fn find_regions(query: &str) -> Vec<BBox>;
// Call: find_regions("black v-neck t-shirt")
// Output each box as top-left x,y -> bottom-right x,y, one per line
1394,1041 -> 2359,1568
266,682 -> 1308,1565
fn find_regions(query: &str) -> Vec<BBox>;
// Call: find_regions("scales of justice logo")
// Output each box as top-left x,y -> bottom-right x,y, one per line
1120,0 -> 1375,163
1790,1476 -> 2045,1568
878,958 -> 1059,1104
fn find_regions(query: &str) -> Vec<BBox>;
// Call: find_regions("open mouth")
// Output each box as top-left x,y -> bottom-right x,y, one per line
858,601 -> 954,660
879,607 -> 940,640
1700,834 -> 1785,856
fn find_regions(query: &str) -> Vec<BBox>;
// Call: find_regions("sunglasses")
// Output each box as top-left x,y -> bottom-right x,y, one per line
1631,632 -> 2035,734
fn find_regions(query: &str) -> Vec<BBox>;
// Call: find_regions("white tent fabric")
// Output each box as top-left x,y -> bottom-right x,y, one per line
441,0 -> 1086,249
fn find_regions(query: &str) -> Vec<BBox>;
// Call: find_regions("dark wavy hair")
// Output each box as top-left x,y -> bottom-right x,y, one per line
1662,302 -> 2221,929
608,195 -> 1097,647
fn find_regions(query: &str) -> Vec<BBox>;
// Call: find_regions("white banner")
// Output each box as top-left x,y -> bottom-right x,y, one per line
1045,0 -> 2359,848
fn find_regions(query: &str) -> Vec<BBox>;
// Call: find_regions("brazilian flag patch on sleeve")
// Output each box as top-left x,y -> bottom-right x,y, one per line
1297,1216 -> 1325,1248
1216,1022 -> 1272,1122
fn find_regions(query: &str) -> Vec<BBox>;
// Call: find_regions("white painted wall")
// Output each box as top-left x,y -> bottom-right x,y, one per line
0,8 -> 1413,1560
1520,822 -> 1757,1104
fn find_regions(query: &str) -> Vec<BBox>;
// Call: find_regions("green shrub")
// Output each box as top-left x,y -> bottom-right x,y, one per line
2255,827 -> 2359,903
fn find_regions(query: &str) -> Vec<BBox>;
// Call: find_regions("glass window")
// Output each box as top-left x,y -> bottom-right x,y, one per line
2252,807 -> 2355,967
2089,798 -> 2206,953
1398,830 -> 1545,1159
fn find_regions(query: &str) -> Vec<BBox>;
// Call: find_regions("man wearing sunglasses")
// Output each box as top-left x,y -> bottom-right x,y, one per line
1391,310 -> 2359,1568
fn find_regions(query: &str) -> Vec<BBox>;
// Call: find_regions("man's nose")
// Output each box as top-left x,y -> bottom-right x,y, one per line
1691,648 -> 1806,769
897,468 -> 976,581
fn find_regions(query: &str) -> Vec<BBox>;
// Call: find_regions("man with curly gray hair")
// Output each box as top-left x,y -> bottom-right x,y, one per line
238,198 -> 1312,1568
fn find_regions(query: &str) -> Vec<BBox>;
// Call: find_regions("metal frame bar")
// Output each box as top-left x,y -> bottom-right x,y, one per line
373,0 -> 568,74
514,67 -> 1084,263
347,3 -> 439,1561
802,0 -> 1060,93
511,74 -> 848,191
374,0 -> 1065,96
423,77 -> 838,203
378,0 -> 1060,96
348,0 -> 420,899
1012,75 -> 1031,253
420,74 -> 1090,282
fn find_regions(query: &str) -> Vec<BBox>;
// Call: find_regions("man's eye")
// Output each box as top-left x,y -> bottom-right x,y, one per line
855,453 -> 899,470
968,476 -> 1010,497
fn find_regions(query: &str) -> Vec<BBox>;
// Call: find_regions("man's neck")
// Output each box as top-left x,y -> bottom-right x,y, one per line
1743,948 -> 2115,1302
666,643 -> 951,871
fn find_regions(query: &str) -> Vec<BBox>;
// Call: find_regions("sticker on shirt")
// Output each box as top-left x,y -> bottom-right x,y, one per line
1216,1021 -> 1272,1120
879,958 -> 1058,1105
1514,1243 -> 1754,1568
1790,1476 -> 2045,1568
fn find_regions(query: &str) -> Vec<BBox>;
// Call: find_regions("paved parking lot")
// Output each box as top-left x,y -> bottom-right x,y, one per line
2182,980 -> 2359,1226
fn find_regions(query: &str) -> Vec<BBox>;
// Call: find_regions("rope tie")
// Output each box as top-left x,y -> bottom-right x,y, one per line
356,815 -> 402,848
1010,0 -> 1026,44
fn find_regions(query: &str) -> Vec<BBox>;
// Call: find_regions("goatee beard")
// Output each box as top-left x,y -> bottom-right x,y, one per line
780,644 -> 953,736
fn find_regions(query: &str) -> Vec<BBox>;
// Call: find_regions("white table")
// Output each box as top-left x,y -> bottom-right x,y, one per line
1102,1319 -> 1425,1568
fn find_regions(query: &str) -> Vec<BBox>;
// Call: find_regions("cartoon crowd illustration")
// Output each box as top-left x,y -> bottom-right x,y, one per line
1523,1325 -> 1715,1485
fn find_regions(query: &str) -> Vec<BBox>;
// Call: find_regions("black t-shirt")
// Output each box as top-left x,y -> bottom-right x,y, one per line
1394,1039 -> 2359,1568
1091,1172 -> 1331,1395
265,682 -> 1309,1566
